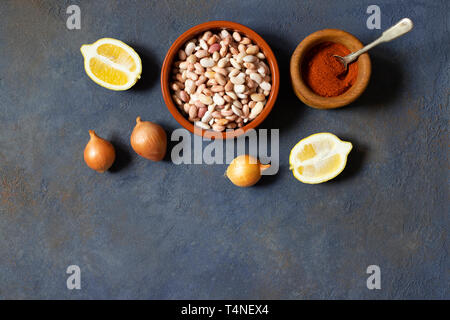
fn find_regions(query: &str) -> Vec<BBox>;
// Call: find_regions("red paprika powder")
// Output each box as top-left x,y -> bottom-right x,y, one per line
302,42 -> 358,97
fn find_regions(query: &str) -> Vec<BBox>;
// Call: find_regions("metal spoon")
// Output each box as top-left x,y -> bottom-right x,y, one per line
334,18 -> 414,70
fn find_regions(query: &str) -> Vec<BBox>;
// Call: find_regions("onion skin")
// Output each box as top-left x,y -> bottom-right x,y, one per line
226,155 -> 271,187
84,130 -> 115,172
130,116 -> 167,161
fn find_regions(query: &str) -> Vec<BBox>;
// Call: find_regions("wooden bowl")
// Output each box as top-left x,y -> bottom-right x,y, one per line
161,21 -> 280,139
290,29 -> 371,109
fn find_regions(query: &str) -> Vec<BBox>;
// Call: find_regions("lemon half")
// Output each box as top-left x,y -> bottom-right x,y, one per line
80,38 -> 142,91
289,133 -> 352,184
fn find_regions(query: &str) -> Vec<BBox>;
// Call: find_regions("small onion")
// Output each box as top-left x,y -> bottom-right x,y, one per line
226,155 -> 271,187
130,116 -> 167,161
84,130 -> 115,172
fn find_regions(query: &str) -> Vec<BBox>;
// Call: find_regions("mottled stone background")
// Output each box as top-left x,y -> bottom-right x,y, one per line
0,0 -> 448,299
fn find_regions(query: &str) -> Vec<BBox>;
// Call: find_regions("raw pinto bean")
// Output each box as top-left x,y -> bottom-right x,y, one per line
188,105 -> 198,119
201,110 -> 213,123
218,57 -> 229,68
236,93 -> 248,99
196,83 -> 206,94
207,35 -> 218,45
214,73 -> 227,86
187,55 -> 197,64
171,82 -> 180,91
243,104 -> 250,117
231,105 -> 243,117
222,37 -> 232,46
173,95 -> 182,106
211,85 -> 224,93
199,39 -> 208,50
185,42 -> 196,56
194,101 -> 206,109
195,121 -> 210,130
230,58 -> 241,70
179,61 -> 188,70
198,107 -> 207,119
229,68 -> 240,78
179,90 -> 190,102
195,75 -> 207,86
230,46 -> 239,55
186,70 -> 198,81
184,79 -> 196,94
247,79 -> 256,89
204,71 -> 215,79
236,52 -> 246,63
178,50 -> 187,60
240,37 -> 251,45
225,80 -> 234,91
212,111 -> 221,118
221,109 -> 234,117
243,55 -> 257,63
212,66 -> 228,76
232,31 -> 242,42
219,45 -> 228,57
226,91 -> 237,100
207,78 -> 217,86
202,31 -> 212,41
195,49 -> 209,58
200,57 -> 215,68
216,118 -> 229,126
246,45 -> 259,55
220,29 -> 231,39
234,84 -> 246,94
212,124 -> 225,132
232,100 -> 243,109
249,102 -> 264,119
199,94 -> 213,105
250,93 -> 265,102
250,72 -> 263,84
260,81 -> 271,91
194,63 -> 205,74
243,62 -> 257,69
175,73 -> 184,83
203,88 -> 213,97
225,115 -> 238,121
213,93 -> 225,106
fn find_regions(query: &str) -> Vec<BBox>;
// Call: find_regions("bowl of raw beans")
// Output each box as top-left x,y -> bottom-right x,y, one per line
161,21 -> 280,139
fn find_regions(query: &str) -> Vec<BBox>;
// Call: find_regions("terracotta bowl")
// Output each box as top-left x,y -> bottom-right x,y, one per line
290,29 -> 371,109
161,21 -> 280,139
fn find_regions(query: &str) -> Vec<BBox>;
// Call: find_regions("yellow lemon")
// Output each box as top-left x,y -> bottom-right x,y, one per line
289,133 -> 352,184
80,38 -> 142,91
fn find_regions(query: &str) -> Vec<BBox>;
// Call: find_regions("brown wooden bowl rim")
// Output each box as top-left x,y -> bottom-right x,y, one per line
161,20 -> 280,139
290,28 -> 371,109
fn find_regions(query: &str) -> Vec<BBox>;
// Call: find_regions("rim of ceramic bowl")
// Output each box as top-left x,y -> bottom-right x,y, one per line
290,28 -> 371,109
161,20 -> 280,139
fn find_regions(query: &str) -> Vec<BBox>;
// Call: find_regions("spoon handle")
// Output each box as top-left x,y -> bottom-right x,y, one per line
380,18 -> 414,42
345,18 -> 414,63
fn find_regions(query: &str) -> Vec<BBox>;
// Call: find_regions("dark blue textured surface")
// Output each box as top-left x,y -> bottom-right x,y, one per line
0,0 -> 448,299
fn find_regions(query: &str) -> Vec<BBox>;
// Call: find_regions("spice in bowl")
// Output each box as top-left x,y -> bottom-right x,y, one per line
170,29 -> 272,132
302,42 -> 358,97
